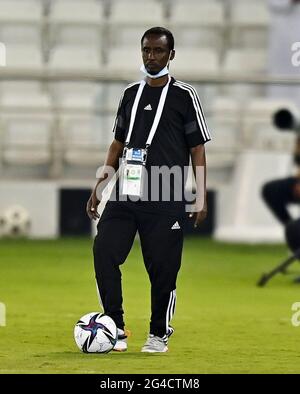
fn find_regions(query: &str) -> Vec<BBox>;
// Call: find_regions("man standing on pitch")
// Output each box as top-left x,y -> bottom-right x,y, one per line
87,27 -> 211,353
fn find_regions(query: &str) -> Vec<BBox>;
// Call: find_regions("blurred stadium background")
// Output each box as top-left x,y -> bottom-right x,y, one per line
1,0 -> 300,374
0,0 -> 299,241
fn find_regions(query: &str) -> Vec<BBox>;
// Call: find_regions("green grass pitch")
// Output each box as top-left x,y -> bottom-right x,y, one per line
1,237 -> 300,374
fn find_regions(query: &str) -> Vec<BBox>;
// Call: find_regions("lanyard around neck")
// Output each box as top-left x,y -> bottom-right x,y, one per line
125,76 -> 171,147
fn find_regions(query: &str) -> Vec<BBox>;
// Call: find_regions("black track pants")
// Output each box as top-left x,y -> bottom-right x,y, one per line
93,201 -> 184,337
261,177 -> 300,225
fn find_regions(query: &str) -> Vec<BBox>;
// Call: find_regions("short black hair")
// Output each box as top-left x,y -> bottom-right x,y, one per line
141,27 -> 175,51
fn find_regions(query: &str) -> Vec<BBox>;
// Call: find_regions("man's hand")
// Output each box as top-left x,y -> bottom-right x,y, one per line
86,191 -> 100,220
189,202 -> 208,228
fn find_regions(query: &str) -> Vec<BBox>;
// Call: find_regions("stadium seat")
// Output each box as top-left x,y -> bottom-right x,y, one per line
0,82 -> 50,116
48,1 -> 104,61
205,120 -> 240,168
49,25 -> 101,50
1,114 -> 53,165
0,80 -> 43,94
109,0 -> 165,25
48,46 -> 102,73
165,1 -> 224,50
171,27 -> 223,51
229,1 -> 270,48
0,91 -> 51,110
108,26 -> 150,50
105,47 -> 142,79
171,48 -> 220,79
231,1 -> 270,28
211,96 -> 241,120
0,81 -> 49,109
191,84 -> 220,113
50,81 -> 100,111
169,1 -> 224,27
0,0 -> 43,24
108,0 -> 165,49
208,97 -> 242,168
229,28 -> 269,50
49,0 -> 103,24
223,49 -> 267,75
3,44 -> 43,71
222,84 -> 265,103
59,114 -> 113,166
98,82 -> 127,112
0,25 -> 41,46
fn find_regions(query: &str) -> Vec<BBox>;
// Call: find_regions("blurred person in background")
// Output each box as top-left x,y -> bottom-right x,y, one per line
264,0 -> 300,266
262,136 -> 300,283
262,136 -> 300,226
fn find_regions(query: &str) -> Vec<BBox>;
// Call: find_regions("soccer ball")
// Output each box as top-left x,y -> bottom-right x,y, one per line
74,312 -> 117,353
0,205 -> 31,238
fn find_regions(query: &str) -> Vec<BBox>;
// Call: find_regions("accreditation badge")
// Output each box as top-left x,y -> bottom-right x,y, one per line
120,148 -> 147,197
121,163 -> 144,197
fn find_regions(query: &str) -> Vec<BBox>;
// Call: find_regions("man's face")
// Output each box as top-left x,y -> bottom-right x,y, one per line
141,34 -> 173,75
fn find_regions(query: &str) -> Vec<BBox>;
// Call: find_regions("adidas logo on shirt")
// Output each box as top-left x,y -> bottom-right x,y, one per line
171,221 -> 181,230
144,104 -> 152,111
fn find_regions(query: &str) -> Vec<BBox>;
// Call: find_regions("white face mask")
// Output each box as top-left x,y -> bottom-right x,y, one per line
140,64 -> 169,79
140,51 -> 172,79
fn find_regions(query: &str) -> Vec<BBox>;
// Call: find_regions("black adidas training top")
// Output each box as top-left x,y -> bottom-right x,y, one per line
110,76 -> 211,216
